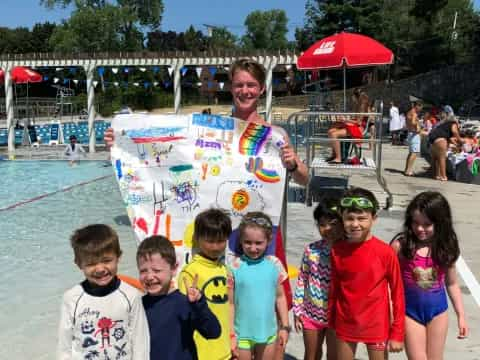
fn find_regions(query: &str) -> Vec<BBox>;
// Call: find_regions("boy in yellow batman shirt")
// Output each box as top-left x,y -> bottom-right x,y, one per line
178,209 -> 232,360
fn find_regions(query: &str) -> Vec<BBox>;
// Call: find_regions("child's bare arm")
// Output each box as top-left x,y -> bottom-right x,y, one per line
446,265 -> 468,338
275,283 -> 290,347
387,252 -> 405,351
227,271 -> 238,358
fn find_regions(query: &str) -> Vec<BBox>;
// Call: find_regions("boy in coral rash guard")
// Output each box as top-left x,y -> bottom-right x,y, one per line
328,187 -> 405,360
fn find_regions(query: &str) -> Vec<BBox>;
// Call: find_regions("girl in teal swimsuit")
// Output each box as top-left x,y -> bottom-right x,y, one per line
391,192 -> 468,359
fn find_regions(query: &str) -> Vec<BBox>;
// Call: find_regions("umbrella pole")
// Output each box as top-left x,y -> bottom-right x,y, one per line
26,82 -> 29,124
343,64 -> 347,112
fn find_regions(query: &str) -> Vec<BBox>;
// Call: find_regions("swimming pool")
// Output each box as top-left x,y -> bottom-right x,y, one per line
0,161 -> 139,360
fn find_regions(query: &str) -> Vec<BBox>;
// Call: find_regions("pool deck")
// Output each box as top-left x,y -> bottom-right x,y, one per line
2,143 -> 480,359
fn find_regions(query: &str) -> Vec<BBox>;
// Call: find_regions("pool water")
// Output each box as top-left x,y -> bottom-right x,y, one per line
0,161 -> 139,360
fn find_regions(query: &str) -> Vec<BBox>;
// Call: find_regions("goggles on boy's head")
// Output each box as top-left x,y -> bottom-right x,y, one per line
241,216 -> 272,229
340,197 -> 375,209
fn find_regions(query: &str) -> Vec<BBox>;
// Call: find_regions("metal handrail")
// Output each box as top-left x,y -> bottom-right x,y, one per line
285,103 -> 393,209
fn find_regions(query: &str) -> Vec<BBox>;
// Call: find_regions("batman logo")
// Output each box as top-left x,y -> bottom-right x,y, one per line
201,276 -> 228,304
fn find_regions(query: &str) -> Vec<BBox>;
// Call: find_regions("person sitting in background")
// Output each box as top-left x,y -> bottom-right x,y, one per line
326,88 -> 369,164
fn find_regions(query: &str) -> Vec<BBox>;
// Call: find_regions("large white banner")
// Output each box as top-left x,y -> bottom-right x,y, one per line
111,113 -> 287,266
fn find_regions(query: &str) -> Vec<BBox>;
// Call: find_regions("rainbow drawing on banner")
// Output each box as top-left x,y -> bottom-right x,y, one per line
239,122 -> 272,156
245,157 -> 280,183
255,168 -> 281,183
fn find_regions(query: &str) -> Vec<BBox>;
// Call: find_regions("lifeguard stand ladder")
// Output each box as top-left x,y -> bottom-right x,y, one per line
52,85 -> 75,122
286,102 -> 393,210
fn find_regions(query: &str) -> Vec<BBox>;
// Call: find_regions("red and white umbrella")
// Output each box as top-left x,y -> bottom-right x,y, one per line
11,66 -> 43,84
297,32 -> 394,110
10,67 -> 43,121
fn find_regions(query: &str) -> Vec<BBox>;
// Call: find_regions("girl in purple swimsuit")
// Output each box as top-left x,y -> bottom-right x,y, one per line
391,191 -> 468,359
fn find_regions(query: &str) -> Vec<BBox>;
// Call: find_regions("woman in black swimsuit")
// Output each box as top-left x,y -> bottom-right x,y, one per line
428,118 -> 463,181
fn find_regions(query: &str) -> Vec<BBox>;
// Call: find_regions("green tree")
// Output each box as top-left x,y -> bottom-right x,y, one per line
41,0 -> 164,51
0,27 -> 33,53
209,27 -> 238,51
242,9 -> 289,50
31,22 -> 57,52
298,0 -> 480,75
184,25 -> 208,52
49,5 -> 124,52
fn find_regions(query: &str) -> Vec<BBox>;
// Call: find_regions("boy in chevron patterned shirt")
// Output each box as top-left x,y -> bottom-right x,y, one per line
293,199 -> 343,360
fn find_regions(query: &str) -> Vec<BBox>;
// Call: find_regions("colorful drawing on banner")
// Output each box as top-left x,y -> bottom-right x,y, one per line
169,165 -> 200,213
239,122 -> 271,156
216,180 -> 265,217
110,113 -> 286,270
192,113 -> 235,144
245,157 -> 281,183
125,127 -> 187,143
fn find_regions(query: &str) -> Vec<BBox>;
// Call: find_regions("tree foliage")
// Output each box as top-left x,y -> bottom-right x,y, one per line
41,0 -> 164,51
49,5 -> 125,52
0,22 -> 56,54
242,9 -> 289,50
299,0 -> 480,75
209,27 -> 238,51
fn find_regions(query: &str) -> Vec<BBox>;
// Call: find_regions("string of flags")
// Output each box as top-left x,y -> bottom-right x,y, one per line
29,65 -> 297,89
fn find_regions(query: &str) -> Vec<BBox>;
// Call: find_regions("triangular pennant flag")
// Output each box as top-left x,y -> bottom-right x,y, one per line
53,77 -> 59,83
114,82 -> 119,87
97,67 -> 105,77
63,79 -> 69,85
207,81 -> 213,89
55,67 -> 63,71
164,80 -> 172,88
208,66 -> 217,77
139,67 -> 147,72
144,82 -> 150,88
167,66 -> 174,77
152,66 -> 160,74
43,75 -> 49,81
112,67 -> 119,74
285,65 -> 292,70
224,66 -> 230,71
219,82 -> 224,90
153,81 -> 159,86
133,82 -> 139,87
197,82 -> 202,87
93,80 -> 99,87
195,67 -> 202,78
181,67 -> 188,77
73,79 -> 79,84
123,67 -> 130,74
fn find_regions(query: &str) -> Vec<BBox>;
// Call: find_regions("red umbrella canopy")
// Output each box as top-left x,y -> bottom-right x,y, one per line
11,66 -> 43,84
0,69 -> 4,83
297,32 -> 394,70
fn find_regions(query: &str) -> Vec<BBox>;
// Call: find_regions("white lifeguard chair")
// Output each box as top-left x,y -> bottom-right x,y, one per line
52,85 -> 75,121
49,122 -> 63,146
